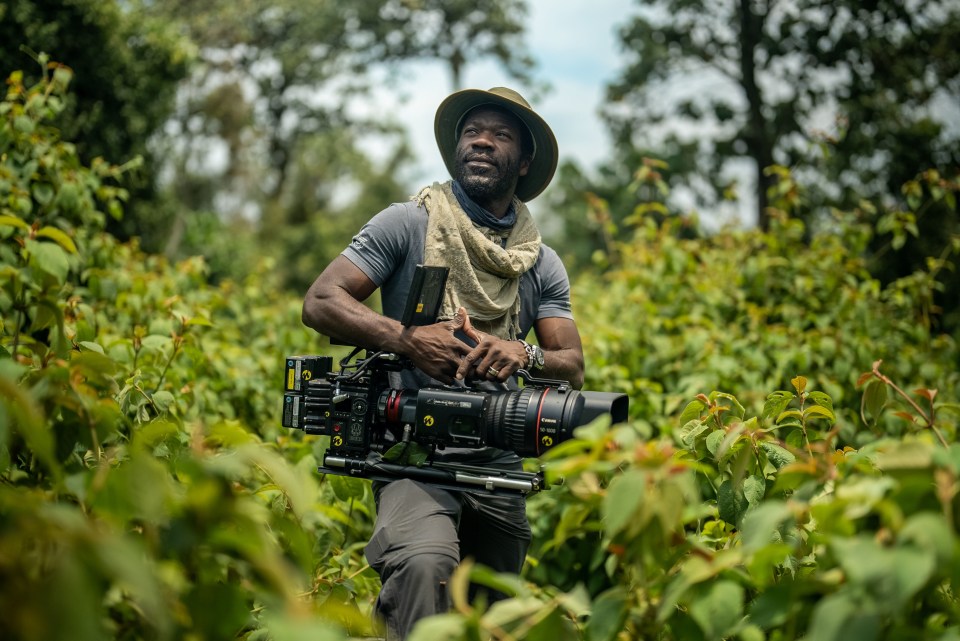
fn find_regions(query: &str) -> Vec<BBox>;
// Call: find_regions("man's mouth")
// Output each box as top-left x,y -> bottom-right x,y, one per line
466,155 -> 497,169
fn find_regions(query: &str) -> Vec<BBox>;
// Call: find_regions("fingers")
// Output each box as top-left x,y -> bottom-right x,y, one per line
455,338 -> 523,382
456,306 -> 483,345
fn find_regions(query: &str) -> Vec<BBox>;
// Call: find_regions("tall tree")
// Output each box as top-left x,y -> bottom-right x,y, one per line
0,0 -> 192,243
364,0 -> 535,90
604,0 -> 960,230
144,0 -> 537,263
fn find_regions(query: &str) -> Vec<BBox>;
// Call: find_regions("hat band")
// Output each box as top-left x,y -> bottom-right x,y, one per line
454,103 -> 537,161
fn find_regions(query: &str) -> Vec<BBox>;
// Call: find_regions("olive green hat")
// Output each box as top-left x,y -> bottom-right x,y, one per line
434,86 -> 558,202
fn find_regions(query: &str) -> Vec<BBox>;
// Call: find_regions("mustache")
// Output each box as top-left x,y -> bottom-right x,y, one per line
463,152 -> 499,167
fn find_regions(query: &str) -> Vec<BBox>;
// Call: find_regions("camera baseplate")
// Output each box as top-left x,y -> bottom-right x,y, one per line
321,453 -> 545,495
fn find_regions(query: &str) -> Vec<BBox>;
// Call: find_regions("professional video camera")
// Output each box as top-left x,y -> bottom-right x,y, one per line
281,349 -> 628,495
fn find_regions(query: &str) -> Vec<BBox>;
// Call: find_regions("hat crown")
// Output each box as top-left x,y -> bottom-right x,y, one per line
486,86 -> 531,109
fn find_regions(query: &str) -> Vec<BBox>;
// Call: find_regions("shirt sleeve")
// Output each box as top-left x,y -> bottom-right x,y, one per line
535,245 -> 574,320
340,202 -> 413,287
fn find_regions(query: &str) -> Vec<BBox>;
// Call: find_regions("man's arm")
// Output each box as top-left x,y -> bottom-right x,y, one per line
532,316 -> 585,389
302,255 -> 475,384
455,316 -> 585,389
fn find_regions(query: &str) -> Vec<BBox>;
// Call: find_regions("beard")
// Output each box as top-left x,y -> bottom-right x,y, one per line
454,148 -> 522,206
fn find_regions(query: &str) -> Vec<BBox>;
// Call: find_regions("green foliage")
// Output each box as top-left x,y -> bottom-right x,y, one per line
4,57 -> 960,641
433,377 -> 960,640
604,0 -> 960,229
1,68 -> 379,639
0,0 -> 192,246
142,0 -> 536,285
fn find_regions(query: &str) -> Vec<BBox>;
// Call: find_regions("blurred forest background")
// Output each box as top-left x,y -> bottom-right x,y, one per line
3,0 -> 957,316
2,1 -> 960,640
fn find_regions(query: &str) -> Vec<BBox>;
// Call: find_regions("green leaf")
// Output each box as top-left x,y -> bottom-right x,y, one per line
712,392 -> 746,420
35,226 -> 78,253
899,512 -> 954,567
604,469 -> 646,538
831,536 -> 935,609
407,614 -> 466,641
150,390 -> 176,413
0,372 -> 60,479
807,592 -> 881,641
91,452 -> 176,524
187,583 -> 251,640
705,429 -> 725,456
258,614 -> 346,641
679,399 -> 706,425
748,584 -> 794,629
775,409 -> 803,423
329,473 -> 366,503
862,379 -> 888,421
740,501 -> 791,551
382,441 -> 432,466
807,391 -> 834,412
26,238 -> 70,283
759,442 -> 795,469
742,474 -> 765,508
803,404 -> 835,422
873,440 -> 933,470
762,392 -> 794,421
586,587 -> 629,641
0,214 -> 30,230
94,535 -> 172,637
689,580 -> 744,641
717,479 -> 747,526
77,341 -> 105,354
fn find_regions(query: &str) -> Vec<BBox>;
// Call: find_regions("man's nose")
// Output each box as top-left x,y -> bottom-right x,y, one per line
470,131 -> 495,148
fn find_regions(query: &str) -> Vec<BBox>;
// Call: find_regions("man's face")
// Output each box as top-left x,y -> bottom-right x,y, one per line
454,107 -> 531,205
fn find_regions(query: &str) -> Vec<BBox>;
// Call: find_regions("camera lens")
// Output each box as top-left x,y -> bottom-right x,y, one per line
486,388 -> 628,456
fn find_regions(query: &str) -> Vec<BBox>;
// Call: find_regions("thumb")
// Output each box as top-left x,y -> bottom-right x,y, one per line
456,307 -> 482,344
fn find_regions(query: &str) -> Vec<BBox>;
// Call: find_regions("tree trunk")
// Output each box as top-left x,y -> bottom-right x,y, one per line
739,0 -> 776,230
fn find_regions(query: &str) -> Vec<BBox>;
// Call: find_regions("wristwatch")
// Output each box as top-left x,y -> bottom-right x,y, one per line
518,339 -> 545,371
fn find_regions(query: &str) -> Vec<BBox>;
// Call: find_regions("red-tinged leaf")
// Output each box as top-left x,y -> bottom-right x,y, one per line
857,371 -> 873,387
913,388 -> 938,402
894,411 -> 917,423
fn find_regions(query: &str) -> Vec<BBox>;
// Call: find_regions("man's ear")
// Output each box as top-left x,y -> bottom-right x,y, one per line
518,156 -> 531,177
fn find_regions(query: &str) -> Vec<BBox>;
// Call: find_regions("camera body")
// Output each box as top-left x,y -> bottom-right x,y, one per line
282,350 -> 628,494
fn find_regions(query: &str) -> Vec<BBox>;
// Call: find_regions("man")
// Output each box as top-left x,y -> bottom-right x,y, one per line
302,87 -> 584,639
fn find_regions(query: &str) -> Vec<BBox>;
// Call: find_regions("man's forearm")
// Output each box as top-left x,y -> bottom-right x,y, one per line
302,287 -> 407,354
541,348 -> 584,389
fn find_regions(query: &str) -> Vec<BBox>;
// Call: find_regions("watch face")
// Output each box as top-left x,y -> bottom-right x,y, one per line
534,346 -> 545,368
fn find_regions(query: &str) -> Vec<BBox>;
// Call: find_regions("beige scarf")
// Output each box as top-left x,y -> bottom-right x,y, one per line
414,181 -> 541,340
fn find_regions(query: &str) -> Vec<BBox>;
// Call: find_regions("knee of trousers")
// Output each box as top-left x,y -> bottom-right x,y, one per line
377,550 -> 459,620
385,549 -> 458,585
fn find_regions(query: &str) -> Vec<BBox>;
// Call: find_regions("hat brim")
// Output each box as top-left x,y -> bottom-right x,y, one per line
434,89 -> 558,202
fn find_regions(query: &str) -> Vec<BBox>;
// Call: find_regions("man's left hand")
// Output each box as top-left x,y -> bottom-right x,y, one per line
455,309 -> 527,382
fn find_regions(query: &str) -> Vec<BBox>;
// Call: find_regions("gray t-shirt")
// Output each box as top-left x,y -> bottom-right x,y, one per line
343,200 -> 573,337
341,199 -> 575,463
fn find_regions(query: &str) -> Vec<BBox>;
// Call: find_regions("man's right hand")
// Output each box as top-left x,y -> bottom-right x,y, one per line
400,307 -> 479,384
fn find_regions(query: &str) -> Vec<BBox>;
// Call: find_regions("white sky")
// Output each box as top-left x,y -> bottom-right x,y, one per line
361,0 -> 634,205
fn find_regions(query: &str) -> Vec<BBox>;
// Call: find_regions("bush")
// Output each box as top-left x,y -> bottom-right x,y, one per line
1,65 -> 379,640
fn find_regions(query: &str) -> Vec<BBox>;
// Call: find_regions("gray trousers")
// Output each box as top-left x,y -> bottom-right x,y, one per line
364,478 -> 531,640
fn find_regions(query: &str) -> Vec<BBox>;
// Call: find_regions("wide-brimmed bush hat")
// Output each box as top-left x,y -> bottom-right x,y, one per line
434,86 -> 558,202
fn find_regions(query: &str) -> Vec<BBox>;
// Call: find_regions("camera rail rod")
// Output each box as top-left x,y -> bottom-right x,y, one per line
321,455 -> 545,496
